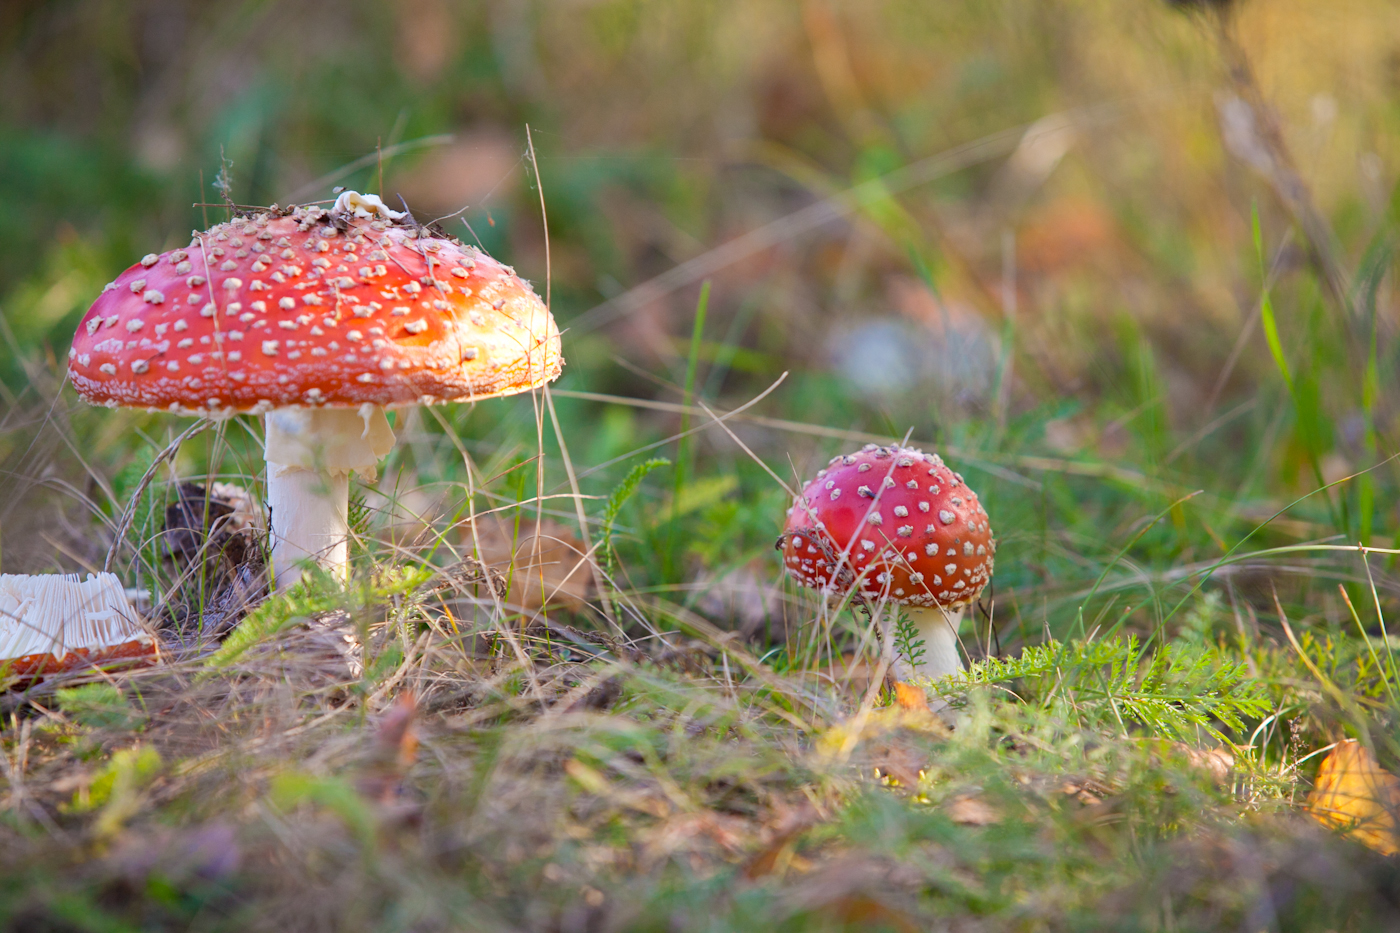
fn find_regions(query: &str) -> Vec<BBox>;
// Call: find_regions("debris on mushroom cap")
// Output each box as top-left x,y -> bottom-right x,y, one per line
68,200 -> 562,418
331,190 -> 407,221
780,444 -> 995,608
0,573 -> 156,680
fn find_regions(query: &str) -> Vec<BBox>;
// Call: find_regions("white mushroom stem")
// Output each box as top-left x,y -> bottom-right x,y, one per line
264,405 -> 396,591
265,469 -> 350,590
892,605 -> 965,684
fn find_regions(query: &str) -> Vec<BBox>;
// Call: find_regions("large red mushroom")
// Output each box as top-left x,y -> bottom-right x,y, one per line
781,443 -> 995,687
70,191 -> 563,590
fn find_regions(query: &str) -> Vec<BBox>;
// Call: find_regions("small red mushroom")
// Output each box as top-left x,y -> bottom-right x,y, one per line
70,191 -> 563,590
781,443 -> 995,686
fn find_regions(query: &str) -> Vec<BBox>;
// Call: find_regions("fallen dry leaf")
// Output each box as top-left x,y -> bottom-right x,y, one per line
870,741 -> 928,790
1058,779 -> 1114,806
638,811 -> 748,869
814,704 -> 949,761
945,793 -> 999,826
742,827 -> 804,881
459,515 -> 592,613
358,692 -> 420,805
819,893 -> 923,933
892,681 -> 930,712
801,656 -> 934,715
1307,739 -> 1400,856
1137,739 -> 1236,784
693,561 -> 784,640
798,651 -> 886,701
1178,744 -> 1235,783
778,856 -> 927,932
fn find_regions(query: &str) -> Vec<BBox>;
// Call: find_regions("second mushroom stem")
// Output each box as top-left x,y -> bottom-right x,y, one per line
893,605 -> 965,684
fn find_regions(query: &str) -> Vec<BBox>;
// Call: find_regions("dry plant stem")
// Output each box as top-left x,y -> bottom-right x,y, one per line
103,419 -> 211,572
542,361 -> 618,628
1212,14 -> 1351,317
896,606 -> 964,684
570,116 -> 1064,337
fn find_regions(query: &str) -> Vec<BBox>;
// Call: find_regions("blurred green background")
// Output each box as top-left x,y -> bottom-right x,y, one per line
10,6 -> 1400,927
3,0 -> 1400,649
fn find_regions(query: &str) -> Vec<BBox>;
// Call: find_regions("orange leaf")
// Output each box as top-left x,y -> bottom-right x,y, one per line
945,794 -> 999,826
1307,739 -> 1400,856
892,681 -> 930,712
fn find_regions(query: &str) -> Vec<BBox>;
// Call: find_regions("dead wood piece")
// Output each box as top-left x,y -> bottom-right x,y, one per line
161,482 -> 268,646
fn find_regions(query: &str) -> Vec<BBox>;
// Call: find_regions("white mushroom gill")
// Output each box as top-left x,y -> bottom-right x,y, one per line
0,573 -> 148,661
264,405 -> 396,590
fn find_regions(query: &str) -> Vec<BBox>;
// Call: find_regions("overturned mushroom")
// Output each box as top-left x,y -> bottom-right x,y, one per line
0,573 -> 154,679
70,191 -> 563,590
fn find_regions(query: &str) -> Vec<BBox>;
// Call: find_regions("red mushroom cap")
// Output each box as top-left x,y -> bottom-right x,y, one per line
6,639 -> 156,681
781,444 -> 995,608
68,204 -> 561,417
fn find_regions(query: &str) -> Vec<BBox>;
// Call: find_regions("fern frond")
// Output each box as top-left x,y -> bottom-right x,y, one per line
950,637 -> 1269,743
894,612 -> 927,671
599,458 -> 670,573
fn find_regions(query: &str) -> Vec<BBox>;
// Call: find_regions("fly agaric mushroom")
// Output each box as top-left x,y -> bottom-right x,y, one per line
0,573 -> 154,679
69,191 -> 562,590
781,444 -> 995,686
